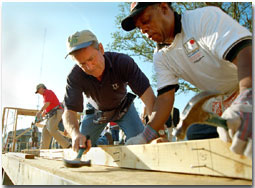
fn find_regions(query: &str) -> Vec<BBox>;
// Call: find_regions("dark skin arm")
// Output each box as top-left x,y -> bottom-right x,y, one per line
232,46 -> 252,92
147,89 -> 175,131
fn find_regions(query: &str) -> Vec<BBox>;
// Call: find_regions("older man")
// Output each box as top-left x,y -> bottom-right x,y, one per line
121,3 -> 252,159
63,30 -> 156,153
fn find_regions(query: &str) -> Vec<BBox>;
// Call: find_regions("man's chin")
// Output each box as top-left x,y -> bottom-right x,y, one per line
150,36 -> 163,43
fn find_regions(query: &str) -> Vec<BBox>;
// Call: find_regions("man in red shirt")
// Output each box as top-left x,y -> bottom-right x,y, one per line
35,83 -> 70,149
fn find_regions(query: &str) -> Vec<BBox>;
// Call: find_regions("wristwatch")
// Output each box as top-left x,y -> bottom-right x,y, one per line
158,129 -> 166,136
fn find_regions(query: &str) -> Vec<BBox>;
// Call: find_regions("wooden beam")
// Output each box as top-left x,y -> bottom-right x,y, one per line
17,108 -> 38,116
2,153 -> 252,185
15,128 -> 32,140
7,152 -> 35,159
2,107 -> 38,116
12,110 -> 18,152
23,138 -> 252,180
2,107 -> 6,132
78,138 -> 252,180
2,154 -> 77,185
35,123 -> 45,128
21,149 -> 40,156
3,108 -> 10,136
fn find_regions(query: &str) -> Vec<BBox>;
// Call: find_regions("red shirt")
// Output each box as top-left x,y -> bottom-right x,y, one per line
43,89 -> 61,113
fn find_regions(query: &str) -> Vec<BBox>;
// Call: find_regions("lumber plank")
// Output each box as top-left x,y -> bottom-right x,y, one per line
65,138 -> 252,180
2,154 -> 77,185
22,138 -> 252,180
1,154 -> 252,185
7,152 -> 35,159
35,123 -> 45,128
22,149 -> 40,156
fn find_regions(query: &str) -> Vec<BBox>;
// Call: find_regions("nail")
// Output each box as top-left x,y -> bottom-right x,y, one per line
191,148 -> 205,151
191,164 -> 206,168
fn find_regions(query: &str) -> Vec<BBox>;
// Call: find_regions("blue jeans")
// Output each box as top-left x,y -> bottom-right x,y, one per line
79,103 -> 144,146
97,135 -> 109,145
111,129 -> 119,141
186,124 -> 219,140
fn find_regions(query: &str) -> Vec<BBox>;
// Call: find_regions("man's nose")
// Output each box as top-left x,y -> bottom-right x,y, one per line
81,62 -> 91,71
140,25 -> 149,34
85,63 -> 92,71
140,26 -> 149,35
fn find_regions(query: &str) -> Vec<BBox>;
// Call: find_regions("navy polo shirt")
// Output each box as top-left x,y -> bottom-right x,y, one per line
64,52 -> 150,112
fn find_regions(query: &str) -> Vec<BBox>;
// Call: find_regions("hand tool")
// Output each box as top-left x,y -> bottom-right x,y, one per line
173,91 -> 228,140
63,135 -> 92,168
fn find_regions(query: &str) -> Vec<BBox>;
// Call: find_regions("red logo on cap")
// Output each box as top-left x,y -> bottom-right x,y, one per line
190,39 -> 195,44
130,2 -> 138,12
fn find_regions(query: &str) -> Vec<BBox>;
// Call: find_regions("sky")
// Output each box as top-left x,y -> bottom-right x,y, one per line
1,2 -> 196,131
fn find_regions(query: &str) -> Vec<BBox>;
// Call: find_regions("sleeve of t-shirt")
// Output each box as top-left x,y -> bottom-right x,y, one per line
182,6 -> 252,61
118,54 -> 150,97
153,51 -> 179,90
64,66 -> 84,112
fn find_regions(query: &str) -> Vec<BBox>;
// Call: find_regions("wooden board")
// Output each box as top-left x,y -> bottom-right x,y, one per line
2,154 -> 252,185
23,138 -> 252,180
6,152 -> 35,159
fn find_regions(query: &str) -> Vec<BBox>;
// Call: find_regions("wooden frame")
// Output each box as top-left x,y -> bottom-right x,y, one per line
22,138 -> 252,180
2,107 -> 38,152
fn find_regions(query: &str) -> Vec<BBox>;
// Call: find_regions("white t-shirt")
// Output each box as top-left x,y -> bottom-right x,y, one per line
153,6 -> 251,94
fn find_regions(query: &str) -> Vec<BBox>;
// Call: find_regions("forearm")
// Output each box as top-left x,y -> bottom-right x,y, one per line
140,86 -> 156,116
40,102 -> 50,112
62,110 -> 80,137
148,89 -> 175,131
233,46 -> 252,92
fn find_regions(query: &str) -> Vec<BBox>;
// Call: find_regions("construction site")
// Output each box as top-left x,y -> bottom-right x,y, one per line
1,106 -> 252,185
1,2 -> 253,186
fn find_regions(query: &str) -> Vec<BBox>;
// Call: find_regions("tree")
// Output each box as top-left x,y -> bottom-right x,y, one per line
107,2 -> 252,94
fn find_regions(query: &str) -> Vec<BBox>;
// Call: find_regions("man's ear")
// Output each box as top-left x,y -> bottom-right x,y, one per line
160,2 -> 170,14
98,43 -> 104,55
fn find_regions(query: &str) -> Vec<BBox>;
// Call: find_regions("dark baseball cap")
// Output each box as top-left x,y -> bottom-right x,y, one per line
35,83 -> 46,94
121,2 -> 159,31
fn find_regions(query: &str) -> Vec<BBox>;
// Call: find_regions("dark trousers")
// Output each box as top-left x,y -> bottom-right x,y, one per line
111,129 -> 119,141
186,124 -> 219,140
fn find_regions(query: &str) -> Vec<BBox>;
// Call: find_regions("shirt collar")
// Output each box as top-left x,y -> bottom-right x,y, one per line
173,12 -> 182,36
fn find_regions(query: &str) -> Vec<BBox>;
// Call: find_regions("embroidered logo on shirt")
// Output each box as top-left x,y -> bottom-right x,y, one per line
112,83 -> 119,90
184,38 -> 204,63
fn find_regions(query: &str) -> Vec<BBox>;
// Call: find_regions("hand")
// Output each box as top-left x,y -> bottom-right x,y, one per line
63,129 -> 68,137
125,125 -> 159,145
217,88 -> 252,159
36,111 -> 41,119
125,133 -> 147,145
35,113 -> 43,123
71,131 -> 91,154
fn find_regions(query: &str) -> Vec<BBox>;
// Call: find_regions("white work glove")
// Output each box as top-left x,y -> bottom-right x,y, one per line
217,88 -> 252,159
125,125 -> 159,145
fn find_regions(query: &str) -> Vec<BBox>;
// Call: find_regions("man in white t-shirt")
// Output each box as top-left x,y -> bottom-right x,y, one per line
121,3 -> 252,159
